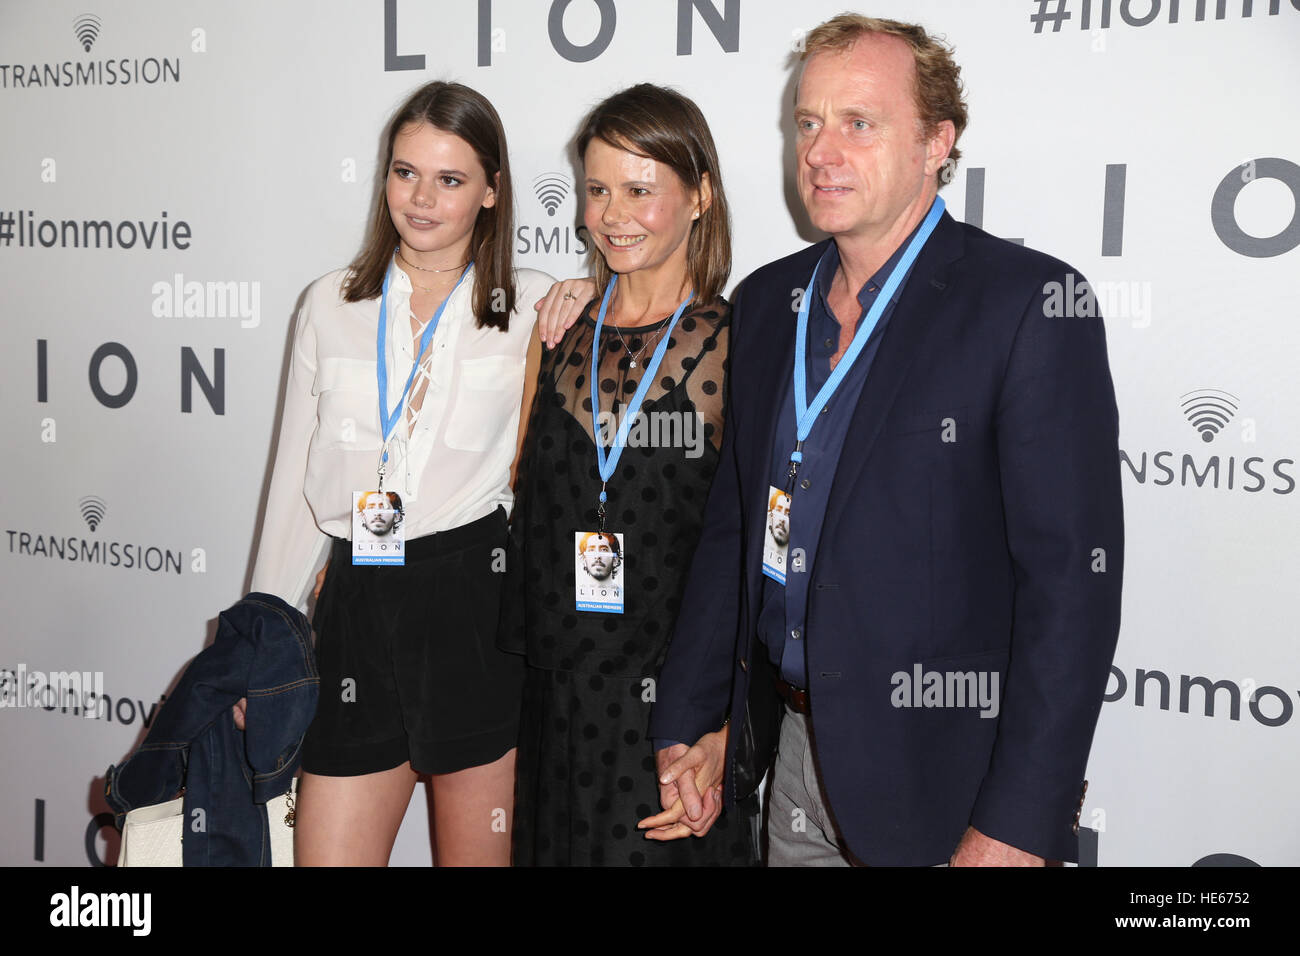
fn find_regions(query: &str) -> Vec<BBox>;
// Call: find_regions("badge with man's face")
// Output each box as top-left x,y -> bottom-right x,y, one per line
575,530 -> 624,613
352,490 -> 405,565
762,486 -> 791,585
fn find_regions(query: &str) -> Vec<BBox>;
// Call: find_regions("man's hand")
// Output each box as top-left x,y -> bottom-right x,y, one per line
638,727 -> 728,840
313,562 -> 328,601
232,697 -> 247,731
535,278 -> 596,349
949,826 -> 1045,866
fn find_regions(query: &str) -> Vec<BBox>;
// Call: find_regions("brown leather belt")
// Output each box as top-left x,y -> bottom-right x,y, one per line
774,677 -> 810,715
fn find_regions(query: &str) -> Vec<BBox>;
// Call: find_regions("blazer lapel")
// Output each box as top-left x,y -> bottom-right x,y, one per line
820,213 -> 965,535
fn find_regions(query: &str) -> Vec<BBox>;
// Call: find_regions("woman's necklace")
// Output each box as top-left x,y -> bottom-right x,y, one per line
396,251 -> 468,295
396,248 -> 467,274
408,274 -> 457,295
610,320 -> 670,369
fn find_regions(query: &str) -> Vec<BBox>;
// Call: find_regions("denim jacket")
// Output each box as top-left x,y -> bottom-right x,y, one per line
105,593 -> 319,866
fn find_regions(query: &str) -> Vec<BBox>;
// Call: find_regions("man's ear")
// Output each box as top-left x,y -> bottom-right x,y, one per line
924,120 -> 957,180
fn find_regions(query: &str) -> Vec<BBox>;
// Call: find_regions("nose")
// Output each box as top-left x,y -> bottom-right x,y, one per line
803,123 -> 842,170
601,192 -> 628,227
412,177 -> 435,208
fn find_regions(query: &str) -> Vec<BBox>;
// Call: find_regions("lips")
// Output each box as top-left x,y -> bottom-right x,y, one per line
405,214 -> 439,228
606,234 -> 646,247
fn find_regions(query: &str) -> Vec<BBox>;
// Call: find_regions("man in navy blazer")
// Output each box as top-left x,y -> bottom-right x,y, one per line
643,14 -> 1123,865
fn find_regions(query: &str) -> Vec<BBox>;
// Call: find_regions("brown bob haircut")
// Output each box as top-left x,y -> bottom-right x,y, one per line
575,84 -> 731,304
799,14 -> 968,185
343,81 -> 517,330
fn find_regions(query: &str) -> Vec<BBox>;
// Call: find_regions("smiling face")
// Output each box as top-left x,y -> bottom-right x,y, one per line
582,138 -> 702,289
385,121 -> 496,270
795,33 -> 952,249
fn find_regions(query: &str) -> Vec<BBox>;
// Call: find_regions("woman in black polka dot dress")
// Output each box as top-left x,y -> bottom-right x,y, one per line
501,85 -> 757,866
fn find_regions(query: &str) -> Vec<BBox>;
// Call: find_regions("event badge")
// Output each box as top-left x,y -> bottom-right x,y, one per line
575,531 -> 625,613
761,486 -> 792,585
352,490 -> 406,565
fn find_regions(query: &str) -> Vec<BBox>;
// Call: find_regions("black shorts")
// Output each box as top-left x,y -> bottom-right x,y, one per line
301,506 -> 523,777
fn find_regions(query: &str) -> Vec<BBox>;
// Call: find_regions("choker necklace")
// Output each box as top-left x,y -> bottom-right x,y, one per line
396,249 -> 468,275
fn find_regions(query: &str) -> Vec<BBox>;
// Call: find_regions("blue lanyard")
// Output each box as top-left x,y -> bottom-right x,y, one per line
376,258 -> 473,480
788,196 -> 945,483
590,275 -> 694,528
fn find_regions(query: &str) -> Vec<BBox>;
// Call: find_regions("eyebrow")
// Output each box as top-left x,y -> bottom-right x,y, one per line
586,177 -> 655,188
794,105 -> 878,119
392,159 -> 471,177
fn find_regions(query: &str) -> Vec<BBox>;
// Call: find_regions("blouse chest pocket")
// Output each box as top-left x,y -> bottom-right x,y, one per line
314,358 -> 377,448
314,357 -> 375,394
443,354 -> 525,452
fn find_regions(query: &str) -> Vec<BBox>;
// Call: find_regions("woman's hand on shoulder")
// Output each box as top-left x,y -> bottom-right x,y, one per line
535,277 -> 596,350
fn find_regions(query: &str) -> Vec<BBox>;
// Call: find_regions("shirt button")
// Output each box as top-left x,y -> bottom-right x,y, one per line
821,405 -> 830,415
823,338 -> 834,349
800,478 -> 811,490
791,628 -> 802,640
867,283 -> 879,293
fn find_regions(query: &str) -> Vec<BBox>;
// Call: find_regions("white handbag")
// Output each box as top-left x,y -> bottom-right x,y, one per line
118,778 -> 297,867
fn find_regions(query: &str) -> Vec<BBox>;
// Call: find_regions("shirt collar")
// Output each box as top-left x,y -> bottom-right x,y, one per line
812,217 -> 926,316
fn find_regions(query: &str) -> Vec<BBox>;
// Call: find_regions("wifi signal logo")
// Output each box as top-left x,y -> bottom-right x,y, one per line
532,173 -> 571,217
73,14 -> 102,52
1180,388 -> 1239,443
78,496 -> 107,532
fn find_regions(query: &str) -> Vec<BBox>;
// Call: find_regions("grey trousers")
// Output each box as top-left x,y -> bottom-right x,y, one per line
764,703 -> 950,867
765,702 -> 861,866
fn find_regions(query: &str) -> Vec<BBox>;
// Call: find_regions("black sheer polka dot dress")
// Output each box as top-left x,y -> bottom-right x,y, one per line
502,296 -> 757,866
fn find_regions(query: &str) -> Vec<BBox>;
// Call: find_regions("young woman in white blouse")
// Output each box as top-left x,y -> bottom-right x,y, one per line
249,81 -> 580,865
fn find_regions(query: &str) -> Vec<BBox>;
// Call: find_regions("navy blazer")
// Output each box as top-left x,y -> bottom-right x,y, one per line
650,211 -> 1124,865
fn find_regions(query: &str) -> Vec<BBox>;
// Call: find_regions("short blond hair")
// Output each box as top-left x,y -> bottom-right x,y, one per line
800,14 -> 968,177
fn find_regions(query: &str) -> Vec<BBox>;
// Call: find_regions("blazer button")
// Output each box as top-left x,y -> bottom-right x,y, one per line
738,658 -> 748,672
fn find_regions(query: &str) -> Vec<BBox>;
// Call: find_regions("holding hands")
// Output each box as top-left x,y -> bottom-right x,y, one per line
639,725 -> 729,841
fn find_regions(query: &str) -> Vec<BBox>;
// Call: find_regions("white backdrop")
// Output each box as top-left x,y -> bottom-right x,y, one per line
1,0 -> 1296,867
